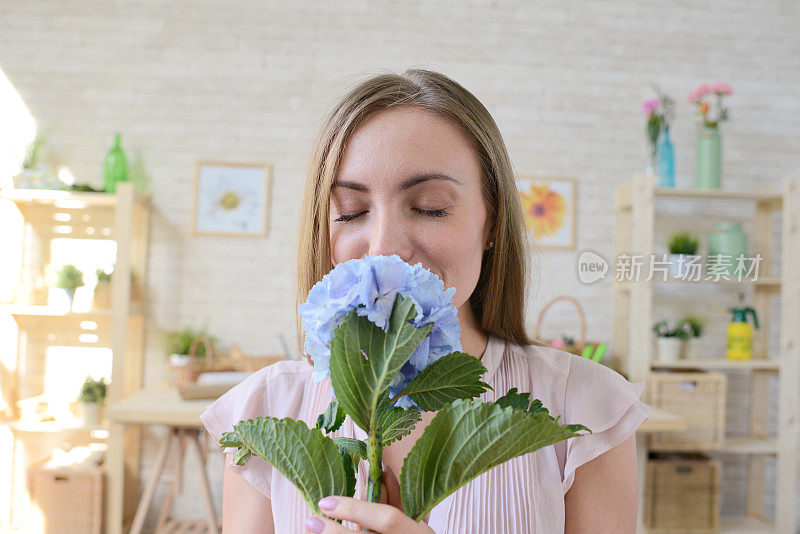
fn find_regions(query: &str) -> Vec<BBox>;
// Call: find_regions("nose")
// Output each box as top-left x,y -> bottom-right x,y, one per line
367,208 -> 413,262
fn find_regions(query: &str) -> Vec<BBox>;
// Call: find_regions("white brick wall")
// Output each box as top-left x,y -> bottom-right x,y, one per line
1,0 -> 798,529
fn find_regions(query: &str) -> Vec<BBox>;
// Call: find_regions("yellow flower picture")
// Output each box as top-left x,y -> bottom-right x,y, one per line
516,177 -> 575,249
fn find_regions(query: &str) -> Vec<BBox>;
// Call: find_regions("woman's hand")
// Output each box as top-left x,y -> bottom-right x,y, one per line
303,496 -> 434,533
304,466 -> 434,533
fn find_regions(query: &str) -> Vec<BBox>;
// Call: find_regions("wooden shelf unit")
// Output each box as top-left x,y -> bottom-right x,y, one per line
613,175 -> 799,533
0,184 -> 149,531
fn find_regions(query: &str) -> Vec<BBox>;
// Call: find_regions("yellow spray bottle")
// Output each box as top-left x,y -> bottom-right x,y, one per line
727,293 -> 759,360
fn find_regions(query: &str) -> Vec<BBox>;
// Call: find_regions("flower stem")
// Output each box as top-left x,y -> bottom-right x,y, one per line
367,429 -> 382,503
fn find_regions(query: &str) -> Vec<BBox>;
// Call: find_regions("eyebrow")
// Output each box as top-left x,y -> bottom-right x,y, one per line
333,172 -> 461,192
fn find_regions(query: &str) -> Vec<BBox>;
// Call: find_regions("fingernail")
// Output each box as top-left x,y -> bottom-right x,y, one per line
305,516 -> 324,533
318,496 -> 338,511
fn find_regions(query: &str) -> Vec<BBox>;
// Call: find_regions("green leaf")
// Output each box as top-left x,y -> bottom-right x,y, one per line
219,431 -> 242,449
333,436 -> 368,463
338,445 -> 358,498
395,351 -> 492,411
379,405 -> 422,447
495,387 -> 531,410
221,417 -> 355,514
316,399 -> 346,433
400,398 -> 590,521
495,388 -> 551,416
232,447 -> 251,465
329,294 -> 432,434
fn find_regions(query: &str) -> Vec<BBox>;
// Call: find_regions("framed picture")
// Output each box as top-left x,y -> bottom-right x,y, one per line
193,162 -> 271,237
515,176 -> 576,249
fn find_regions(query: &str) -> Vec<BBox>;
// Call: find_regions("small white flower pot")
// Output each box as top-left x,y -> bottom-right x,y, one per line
169,353 -> 194,367
656,337 -> 682,362
81,402 -> 103,426
61,288 -> 76,310
669,254 -> 694,278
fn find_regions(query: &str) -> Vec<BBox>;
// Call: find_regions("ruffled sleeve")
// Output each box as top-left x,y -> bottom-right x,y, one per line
200,360 -> 310,499
559,354 -> 648,493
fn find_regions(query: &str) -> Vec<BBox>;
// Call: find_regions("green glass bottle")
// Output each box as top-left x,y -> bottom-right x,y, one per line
104,133 -> 128,193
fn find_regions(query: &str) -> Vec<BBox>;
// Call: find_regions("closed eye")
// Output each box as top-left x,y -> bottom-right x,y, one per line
334,208 -> 449,222
414,208 -> 450,218
333,211 -> 367,222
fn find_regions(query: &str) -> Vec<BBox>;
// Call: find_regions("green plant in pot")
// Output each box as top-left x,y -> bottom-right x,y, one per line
78,376 -> 107,426
678,314 -> 707,360
164,326 -> 217,367
54,264 -> 84,309
667,231 -> 699,279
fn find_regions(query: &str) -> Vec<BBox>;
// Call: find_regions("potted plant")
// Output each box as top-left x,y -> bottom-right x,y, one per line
54,264 -> 84,309
93,268 -> 112,308
13,134 -> 65,190
165,326 -> 218,387
667,231 -> 700,278
653,320 -> 692,362
678,314 -> 707,360
164,326 -> 217,368
78,376 -> 107,426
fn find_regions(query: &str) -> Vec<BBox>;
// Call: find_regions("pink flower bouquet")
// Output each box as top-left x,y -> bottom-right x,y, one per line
690,82 -> 732,128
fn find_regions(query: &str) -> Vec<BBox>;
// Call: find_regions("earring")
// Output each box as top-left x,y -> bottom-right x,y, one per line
487,241 -> 494,249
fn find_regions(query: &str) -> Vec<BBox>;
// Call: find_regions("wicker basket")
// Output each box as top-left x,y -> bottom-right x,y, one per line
534,295 -> 602,356
170,336 -> 233,388
225,344 -> 285,373
27,465 -> 103,534
648,371 -> 727,451
646,454 -> 720,532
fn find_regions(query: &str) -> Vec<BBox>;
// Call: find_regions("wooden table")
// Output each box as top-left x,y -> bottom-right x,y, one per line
105,383 -> 219,534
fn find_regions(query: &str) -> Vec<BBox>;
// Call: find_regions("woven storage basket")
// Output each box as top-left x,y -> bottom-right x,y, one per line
28,465 -> 103,534
648,371 -> 727,451
534,296 -> 602,356
225,344 -> 285,373
170,336 -> 233,388
646,454 -> 720,532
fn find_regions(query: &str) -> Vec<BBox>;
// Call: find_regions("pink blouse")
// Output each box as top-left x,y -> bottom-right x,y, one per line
201,335 -> 648,533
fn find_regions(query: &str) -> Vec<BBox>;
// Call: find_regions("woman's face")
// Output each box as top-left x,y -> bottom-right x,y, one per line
329,106 -> 490,309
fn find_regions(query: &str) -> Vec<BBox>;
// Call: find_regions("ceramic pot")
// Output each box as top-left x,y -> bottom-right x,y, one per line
695,125 -> 722,189
669,254 -> 696,278
682,337 -> 701,360
708,222 -> 748,277
656,337 -> 682,362
81,402 -> 103,426
93,282 -> 112,308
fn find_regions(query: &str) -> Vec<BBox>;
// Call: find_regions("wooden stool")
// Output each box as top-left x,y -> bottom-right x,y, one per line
128,428 -> 219,534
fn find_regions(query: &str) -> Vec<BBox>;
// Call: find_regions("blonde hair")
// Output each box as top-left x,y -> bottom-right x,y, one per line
296,68 -> 534,356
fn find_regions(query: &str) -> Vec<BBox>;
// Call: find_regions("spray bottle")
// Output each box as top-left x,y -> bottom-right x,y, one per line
727,293 -> 759,360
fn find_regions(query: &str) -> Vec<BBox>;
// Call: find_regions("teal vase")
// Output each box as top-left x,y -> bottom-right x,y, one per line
104,133 -> 128,193
695,125 -> 721,189
657,128 -> 675,188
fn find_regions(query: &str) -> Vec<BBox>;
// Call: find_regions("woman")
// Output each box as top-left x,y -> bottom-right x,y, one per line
201,69 -> 647,533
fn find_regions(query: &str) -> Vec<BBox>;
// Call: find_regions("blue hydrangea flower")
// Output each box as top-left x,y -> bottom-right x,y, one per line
299,255 -> 462,408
